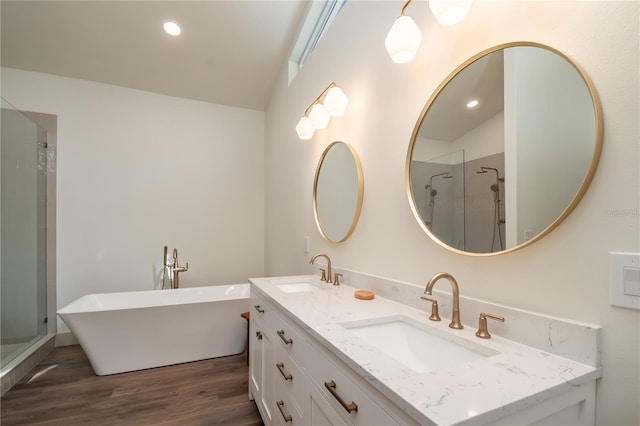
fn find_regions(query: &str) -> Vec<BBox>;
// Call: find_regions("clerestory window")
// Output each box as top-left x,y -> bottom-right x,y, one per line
288,0 -> 347,84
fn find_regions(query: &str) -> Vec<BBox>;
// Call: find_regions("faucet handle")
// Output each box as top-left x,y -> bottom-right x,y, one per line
333,273 -> 342,286
319,268 -> 327,282
475,313 -> 505,339
420,296 -> 441,322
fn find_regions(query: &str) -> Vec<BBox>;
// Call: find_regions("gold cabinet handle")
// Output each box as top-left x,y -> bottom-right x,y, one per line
255,331 -> 263,340
277,330 -> 293,345
276,400 -> 293,423
276,362 -> 293,381
324,380 -> 358,413
254,305 -> 265,314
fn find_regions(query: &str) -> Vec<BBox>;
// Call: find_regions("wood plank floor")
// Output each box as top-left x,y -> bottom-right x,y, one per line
1,345 -> 264,426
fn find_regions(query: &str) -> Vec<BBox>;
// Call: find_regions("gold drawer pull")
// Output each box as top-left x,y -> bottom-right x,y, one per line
276,400 -> 293,423
276,362 -> 293,381
255,331 -> 263,340
254,305 -> 265,314
324,380 -> 358,413
277,330 -> 293,345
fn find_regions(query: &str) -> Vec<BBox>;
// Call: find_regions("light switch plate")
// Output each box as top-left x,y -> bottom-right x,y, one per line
611,252 -> 640,310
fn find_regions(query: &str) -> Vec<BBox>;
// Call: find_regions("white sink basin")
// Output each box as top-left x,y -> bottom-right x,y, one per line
341,316 -> 498,373
270,277 -> 321,293
275,283 -> 317,293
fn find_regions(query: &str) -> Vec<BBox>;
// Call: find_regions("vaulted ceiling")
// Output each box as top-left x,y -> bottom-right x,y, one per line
1,1 -> 308,110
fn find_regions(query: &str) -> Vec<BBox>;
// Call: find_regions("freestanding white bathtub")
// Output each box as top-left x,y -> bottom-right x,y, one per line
57,284 -> 250,375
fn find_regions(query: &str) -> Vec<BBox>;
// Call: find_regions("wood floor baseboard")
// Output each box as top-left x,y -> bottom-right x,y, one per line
54,331 -> 78,347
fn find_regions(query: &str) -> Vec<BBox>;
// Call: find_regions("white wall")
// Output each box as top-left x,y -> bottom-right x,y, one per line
1,68 -> 265,333
506,46 -> 596,245
264,1 -> 639,425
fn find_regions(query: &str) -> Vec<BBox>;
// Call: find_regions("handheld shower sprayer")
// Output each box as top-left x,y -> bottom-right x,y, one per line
161,245 -> 173,289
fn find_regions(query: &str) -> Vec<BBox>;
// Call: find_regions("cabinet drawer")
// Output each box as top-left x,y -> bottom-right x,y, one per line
306,343 -> 398,426
270,310 -> 305,363
251,294 -> 270,325
272,341 -> 307,416
270,372 -> 304,426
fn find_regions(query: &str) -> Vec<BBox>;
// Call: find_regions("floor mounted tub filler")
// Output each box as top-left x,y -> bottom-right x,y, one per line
57,284 -> 250,375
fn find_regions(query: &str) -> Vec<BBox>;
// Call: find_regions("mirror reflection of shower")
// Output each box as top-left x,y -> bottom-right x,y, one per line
476,166 -> 505,252
425,172 -> 452,229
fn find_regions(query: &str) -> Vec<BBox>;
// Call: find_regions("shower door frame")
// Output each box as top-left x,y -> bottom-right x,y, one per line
0,105 -> 57,394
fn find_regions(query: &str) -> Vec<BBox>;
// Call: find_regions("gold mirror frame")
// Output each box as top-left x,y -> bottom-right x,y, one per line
405,41 -> 604,256
313,141 -> 365,243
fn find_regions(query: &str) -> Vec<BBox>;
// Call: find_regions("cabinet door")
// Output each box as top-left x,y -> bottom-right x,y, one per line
250,295 -> 269,394
250,316 -> 273,424
249,317 -> 263,396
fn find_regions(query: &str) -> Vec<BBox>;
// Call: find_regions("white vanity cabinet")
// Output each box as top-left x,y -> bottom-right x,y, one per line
249,277 -> 601,426
249,287 -> 416,426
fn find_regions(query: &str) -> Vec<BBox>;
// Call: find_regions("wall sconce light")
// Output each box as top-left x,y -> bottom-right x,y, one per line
296,82 -> 348,140
385,1 -> 422,64
385,0 -> 474,63
429,0 -> 474,26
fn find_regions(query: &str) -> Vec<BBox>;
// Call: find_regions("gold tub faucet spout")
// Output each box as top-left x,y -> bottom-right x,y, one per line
424,272 -> 463,329
310,253 -> 333,284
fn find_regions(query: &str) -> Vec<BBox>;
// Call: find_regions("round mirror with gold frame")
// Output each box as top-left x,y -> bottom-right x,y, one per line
406,42 -> 603,255
314,141 -> 364,243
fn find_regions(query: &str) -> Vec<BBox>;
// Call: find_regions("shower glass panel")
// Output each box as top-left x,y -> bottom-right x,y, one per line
1,98 -> 48,369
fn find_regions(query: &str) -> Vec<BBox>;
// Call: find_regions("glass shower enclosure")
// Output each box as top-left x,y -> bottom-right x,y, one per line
0,98 -> 50,372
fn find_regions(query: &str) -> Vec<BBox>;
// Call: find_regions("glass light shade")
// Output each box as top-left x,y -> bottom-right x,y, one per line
296,116 -> 315,140
323,87 -> 349,116
308,103 -> 331,129
385,15 -> 423,64
429,0 -> 474,26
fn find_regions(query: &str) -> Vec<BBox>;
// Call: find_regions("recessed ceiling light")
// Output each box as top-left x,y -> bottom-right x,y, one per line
163,21 -> 181,36
466,99 -> 479,108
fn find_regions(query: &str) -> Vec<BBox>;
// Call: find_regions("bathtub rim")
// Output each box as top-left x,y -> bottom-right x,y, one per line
57,282 -> 250,315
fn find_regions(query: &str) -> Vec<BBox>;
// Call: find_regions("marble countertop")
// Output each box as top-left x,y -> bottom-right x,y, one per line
249,275 -> 601,426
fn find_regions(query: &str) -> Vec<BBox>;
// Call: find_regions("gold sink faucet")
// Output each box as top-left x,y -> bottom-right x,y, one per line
171,248 -> 189,289
310,253 -> 333,284
476,313 -> 505,339
424,272 -> 463,329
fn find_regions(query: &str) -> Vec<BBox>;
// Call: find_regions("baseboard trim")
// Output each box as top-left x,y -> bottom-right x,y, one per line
55,332 -> 78,347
